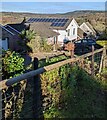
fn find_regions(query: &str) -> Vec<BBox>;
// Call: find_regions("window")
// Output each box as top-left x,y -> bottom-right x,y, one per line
67,29 -> 70,36
83,39 -> 87,43
54,37 -> 57,44
73,28 -> 75,35
75,40 -> 81,43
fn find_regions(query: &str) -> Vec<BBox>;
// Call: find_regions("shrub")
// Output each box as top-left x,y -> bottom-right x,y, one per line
2,50 -> 25,79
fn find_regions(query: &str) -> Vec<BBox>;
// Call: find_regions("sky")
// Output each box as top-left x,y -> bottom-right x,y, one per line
1,2 -> 106,14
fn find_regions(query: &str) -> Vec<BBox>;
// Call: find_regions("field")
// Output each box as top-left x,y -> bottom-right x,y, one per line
0,10 -> 105,32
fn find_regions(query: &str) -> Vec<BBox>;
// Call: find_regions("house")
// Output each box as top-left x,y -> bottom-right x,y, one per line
3,20 -> 59,47
0,24 -> 21,50
25,22 -> 60,45
80,22 -> 97,39
2,17 -> 85,51
25,17 -> 82,45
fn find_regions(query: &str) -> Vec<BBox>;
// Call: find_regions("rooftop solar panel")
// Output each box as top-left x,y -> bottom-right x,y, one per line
27,18 -> 69,27
41,18 -> 45,22
57,19 -> 62,22
60,22 -> 66,27
64,19 -> 69,22
27,18 -> 32,22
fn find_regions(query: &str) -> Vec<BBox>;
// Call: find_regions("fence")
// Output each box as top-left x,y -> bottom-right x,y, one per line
0,46 -> 106,119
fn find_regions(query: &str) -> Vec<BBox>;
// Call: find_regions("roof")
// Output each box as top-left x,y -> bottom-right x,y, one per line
0,24 -> 15,36
85,22 -> 96,34
7,22 -> 27,33
27,22 -> 59,38
26,17 -> 73,30
77,28 -> 84,38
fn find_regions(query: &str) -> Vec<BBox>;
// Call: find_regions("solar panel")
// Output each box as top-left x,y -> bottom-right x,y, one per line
64,19 -> 69,22
51,19 -> 56,22
32,18 -> 36,22
27,18 -> 32,22
56,22 -> 62,26
29,18 -> 33,22
59,19 -> 64,22
53,19 -> 58,22
39,18 -> 43,22
41,18 -> 46,22
51,22 -> 56,26
57,19 -> 62,22
33,18 -> 37,22
46,18 -> 49,22
45,19 -> 49,22
49,18 -> 54,22
60,22 -> 66,27
27,18 -> 69,27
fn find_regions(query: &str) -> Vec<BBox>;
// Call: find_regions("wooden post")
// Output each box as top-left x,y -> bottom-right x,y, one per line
91,45 -> 94,76
103,45 -> 107,70
53,36 -> 57,52
99,45 -> 107,73
33,57 -> 43,118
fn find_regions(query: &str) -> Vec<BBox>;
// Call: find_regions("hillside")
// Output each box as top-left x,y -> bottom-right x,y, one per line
0,10 -> 105,32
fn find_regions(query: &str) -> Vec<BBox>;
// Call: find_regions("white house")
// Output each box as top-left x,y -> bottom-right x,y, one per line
25,17 -> 84,45
3,17 -> 84,49
80,22 -> 96,38
52,18 -> 81,45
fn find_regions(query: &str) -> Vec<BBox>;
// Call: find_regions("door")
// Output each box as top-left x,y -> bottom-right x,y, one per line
0,38 -> 8,50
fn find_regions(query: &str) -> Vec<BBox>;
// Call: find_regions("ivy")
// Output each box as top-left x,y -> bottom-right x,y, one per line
2,50 -> 25,79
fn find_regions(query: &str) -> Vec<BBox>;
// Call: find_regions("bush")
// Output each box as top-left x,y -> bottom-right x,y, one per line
2,50 -> 25,79
97,32 -> 107,40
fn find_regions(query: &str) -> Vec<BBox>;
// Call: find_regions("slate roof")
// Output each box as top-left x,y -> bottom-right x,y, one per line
5,22 -> 59,38
85,22 -> 96,35
27,22 -> 60,38
7,22 -> 27,33
77,28 -> 84,38
26,17 -> 73,30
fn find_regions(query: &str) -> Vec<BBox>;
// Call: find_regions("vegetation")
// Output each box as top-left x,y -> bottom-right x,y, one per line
1,11 -> 105,32
39,56 -> 106,119
96,32 -> 107,47
19,30 -> 52,53
27,35 -> 52,53
2,50 -> 25,79
18,30 -> 35,53
97,32 -> 107,40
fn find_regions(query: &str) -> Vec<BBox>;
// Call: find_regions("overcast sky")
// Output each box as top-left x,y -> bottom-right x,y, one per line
1,2 -> 106,14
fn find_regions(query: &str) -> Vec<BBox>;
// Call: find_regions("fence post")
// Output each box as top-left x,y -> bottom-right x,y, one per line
91,45 -> 95,76
103,45 -> 107,70
33,57 -> 43,118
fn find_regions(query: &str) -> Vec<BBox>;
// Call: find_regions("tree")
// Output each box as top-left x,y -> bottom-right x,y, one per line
19,29 -> 52,53
18,30 -> 35,53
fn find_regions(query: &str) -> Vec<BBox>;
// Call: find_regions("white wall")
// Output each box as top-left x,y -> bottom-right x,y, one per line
53,18 -> 79,45
80,23 -> 92,34
53,29 -> 67,45
66,18 -> 78,41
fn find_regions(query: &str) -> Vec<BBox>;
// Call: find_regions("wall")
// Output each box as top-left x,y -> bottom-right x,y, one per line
1,26 -> 21,51
66,18 -> 78,41
53,19 -> 79,45
80,23 -> 93,35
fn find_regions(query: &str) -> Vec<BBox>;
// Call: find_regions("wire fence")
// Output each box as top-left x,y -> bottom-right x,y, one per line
0,47 -> 106,119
